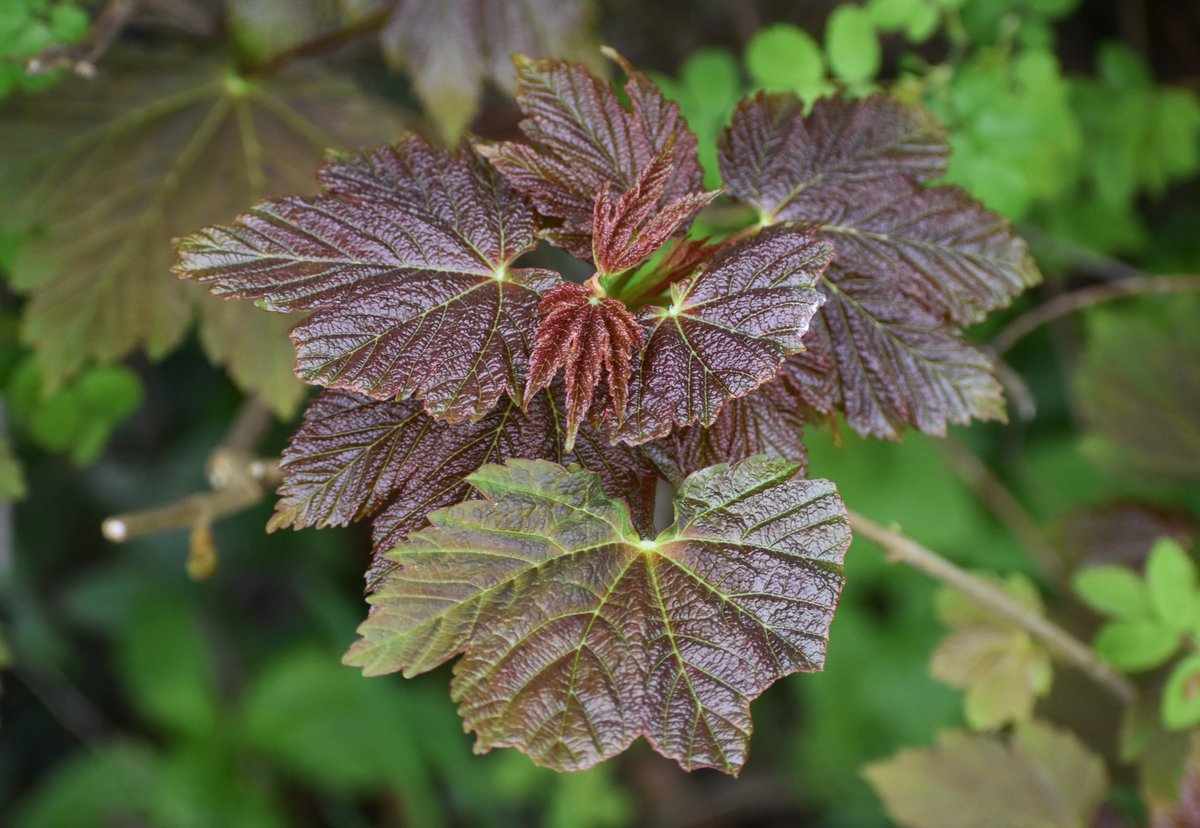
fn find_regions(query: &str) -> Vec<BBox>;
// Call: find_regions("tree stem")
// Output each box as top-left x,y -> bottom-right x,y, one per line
990,274 -> 1200,355
848,510 -> 1137,706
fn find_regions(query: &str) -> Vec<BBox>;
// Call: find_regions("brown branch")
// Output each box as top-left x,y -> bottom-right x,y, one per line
25,0 -> 140,79
254,3 -> 396,76
849,510 -> 1137,706
990,274 -> 1200,356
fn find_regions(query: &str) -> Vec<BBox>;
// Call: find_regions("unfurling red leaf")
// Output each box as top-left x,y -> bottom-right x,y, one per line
176,136 -> 560,423
591,149 -> 719,276
481,51 -> 705,260
524,281 -> 644,451
930,575 -> 1053,731
864,721 -> 1108,828
379,0 -> 598,143
719,93 -> 1041,438
270,387 -> 655,588
614,227 -> 832,444
345,456 -> 851,774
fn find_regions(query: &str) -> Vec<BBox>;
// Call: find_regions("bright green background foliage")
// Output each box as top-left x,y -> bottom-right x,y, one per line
3,0 -> 1200,826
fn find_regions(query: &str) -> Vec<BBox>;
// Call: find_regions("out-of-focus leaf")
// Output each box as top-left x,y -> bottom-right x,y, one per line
615,227 -> 831,444
0,433 -> 25,501
653,49 -> 741,188
1152,736 -> 1200,827
720,93 -> 1037,439
825,6 -> 880,84
178,137 -> 556,423
346,456 -> 851,774
1076,299 -> 1200,484
482,52 -> 705,260
1146,538 -> 1199,632
745,25 -> 827,100
1163,655 -> 1200,731
1073,564 -> 1150,620
864,720 -> 1108,828
271,387 -> 655,586
114,594 -> 218,738
380,0 -> 599,143
197,298 -> 305,420
10,742 -> 160,828
1058,502 -> 1199,570
0,49 -> 406,412
929,574 -> 1052,730
1094,619 -> 1180,673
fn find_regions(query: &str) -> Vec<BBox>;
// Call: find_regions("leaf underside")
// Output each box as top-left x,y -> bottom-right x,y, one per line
345,456 -> 851,775
719,93 -> 1041,439
176,136 -> 560,423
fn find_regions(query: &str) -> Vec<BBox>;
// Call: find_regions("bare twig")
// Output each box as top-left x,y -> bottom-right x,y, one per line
101,397 -> 280,578
990,274 -> 1200,356
938,438 -> 1063,584
25,0 -> 140,79
849,510 -> 1137,706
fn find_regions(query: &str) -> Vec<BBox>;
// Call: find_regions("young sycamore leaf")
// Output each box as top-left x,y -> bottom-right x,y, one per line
864,720 -> 1108,828
613,226 -> 832,444
481,50 -> 706,261
176,136 -> 560,423
0,50 -> 405,418
1073,564 -> 1151,620
524,281 -> 644,451
270,387 -> 655,588
929,574 -> 1053,730
1163,653 -> 1200,731
1146,538 -> 1200,632
345,456 -> 851,774
719,93 -> 1040,438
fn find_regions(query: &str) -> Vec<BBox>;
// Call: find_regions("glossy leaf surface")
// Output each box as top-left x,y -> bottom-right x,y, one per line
177,136 -> 559,423
614,227 -> 831,444
346,456 -> 851,774
271,387 -> 654,587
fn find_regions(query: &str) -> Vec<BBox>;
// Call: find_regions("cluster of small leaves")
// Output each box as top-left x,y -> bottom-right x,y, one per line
929,573 -> 1052,730
0,0 -> 89,98
176,50 -> 1036,772
1076,538 -> 1200,730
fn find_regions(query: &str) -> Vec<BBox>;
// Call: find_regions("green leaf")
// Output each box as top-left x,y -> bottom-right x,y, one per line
1162,653 -> 1200,731
346,456 -> 851,774
0,433 -> 25,502
1147,538 -> 1199,631
826,6 -> 881,84
1093,619 -> 1181,673
744,24 -> 825,95
864,720 -> 1108,828
1072,564 -> 1150,620
929,574 -> 1053,730
0,49 -> 406,398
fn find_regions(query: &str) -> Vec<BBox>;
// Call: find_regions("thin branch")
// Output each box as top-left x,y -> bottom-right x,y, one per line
990,274 -> 1200,356
938,438 -> 1063,585
25,0 -> 140,79
849,510 -> 1137,706
254,3 -> 396,76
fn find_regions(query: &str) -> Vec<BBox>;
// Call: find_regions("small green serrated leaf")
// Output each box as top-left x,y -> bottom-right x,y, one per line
1094,619 -> 1181,672
1072,565 -> 1150,620
1147,538 -> 1199,631
826,6 -> 881,84
1162,653 -> 1200,731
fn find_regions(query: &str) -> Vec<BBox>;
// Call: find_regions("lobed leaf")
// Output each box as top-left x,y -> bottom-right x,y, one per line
272,387 -> 655,588
346,456 -> 851,774
0,51 -> 406,412
482,51 -> 705,260
719,93 -> 1040,438
177,136 -> 560,423
865,720 -> 1108,828
614,226 -> 832,444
